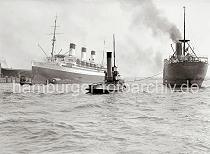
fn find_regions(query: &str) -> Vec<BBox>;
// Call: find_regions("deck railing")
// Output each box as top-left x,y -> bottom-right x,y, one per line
165,56 -> 208,64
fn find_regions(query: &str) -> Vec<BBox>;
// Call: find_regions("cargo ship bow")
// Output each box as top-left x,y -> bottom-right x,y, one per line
163,7 -> 208,87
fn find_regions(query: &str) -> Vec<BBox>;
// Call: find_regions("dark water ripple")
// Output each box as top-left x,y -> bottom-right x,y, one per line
0,80 -> 210,153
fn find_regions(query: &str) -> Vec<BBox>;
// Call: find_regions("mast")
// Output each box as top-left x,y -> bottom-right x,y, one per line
51,16 -> 57,60
102,40 -> 105,66
113,34 -> 116,67
183,6 -> 186,56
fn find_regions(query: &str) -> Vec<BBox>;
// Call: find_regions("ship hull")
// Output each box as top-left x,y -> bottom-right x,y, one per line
163,61 -> 208,87
32,63 -> 105,84
1,68 -> 32,78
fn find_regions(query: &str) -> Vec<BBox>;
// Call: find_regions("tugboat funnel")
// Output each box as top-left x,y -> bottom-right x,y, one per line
0,62 -> 2,77
107,52 -> 113,81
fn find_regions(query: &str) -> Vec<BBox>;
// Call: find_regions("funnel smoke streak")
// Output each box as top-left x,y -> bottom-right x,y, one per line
121,0 -> 182,42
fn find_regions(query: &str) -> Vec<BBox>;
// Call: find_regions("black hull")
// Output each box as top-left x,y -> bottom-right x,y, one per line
163,61 -> 208,87
1,68 -> 32,78
32,66 -> 104,84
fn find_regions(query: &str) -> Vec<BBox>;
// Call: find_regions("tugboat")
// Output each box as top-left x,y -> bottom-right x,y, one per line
163,7 -> 208,87
86,35 -> 126,94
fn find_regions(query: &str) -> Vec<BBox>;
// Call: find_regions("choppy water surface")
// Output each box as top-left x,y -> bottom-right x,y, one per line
0,79 -> 210,154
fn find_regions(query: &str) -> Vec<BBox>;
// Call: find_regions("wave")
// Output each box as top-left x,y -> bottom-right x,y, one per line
74,103 -> 102,109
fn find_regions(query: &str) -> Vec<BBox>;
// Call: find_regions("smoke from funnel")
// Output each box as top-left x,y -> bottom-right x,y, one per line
120,0 -> 182,42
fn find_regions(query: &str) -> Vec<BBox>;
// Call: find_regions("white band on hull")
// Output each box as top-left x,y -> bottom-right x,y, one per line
32,61 -> 104,76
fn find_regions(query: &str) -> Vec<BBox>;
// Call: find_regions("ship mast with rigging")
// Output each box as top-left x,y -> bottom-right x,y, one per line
51,16 -> 57,61
183,6 -> 186,56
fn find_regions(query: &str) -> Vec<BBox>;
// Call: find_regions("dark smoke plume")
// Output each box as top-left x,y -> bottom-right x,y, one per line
120,0 -> 182,42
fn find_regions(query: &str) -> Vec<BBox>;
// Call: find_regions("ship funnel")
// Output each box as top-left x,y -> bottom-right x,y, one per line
69,43 -> 76,56
90,50 -> 96,63
81,47 -> 87,61
0,62 -> 1,77
176,42 -> 182,59
107,52 -> 113,81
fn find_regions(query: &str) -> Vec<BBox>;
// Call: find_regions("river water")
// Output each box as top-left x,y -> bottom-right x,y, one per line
0,79 -> 210,154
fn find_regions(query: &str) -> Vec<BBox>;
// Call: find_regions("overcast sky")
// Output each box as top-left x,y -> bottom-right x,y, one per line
0,0 -> 210,77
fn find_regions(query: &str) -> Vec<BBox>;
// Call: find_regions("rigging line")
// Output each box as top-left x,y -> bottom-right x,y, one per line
113,34 -> 116,67
126,71 -> 163,83
63,51 -> 69,55
102,40 -> 105,66
37,43 -> 48,57
57,49 -> 63,55
187,42 -> 198,58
